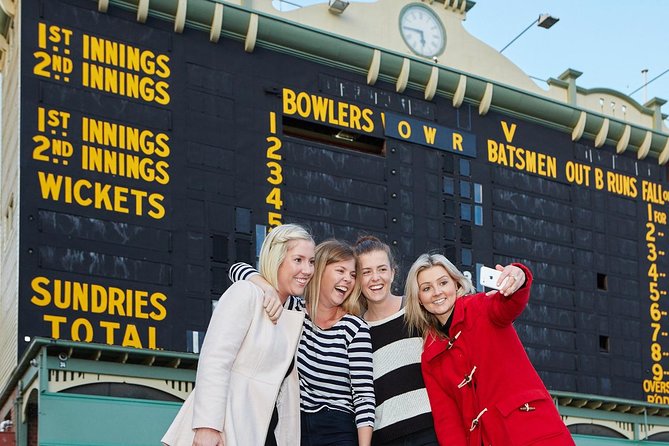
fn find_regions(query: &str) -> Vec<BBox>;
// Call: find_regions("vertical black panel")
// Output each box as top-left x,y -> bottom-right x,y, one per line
16,0 -> 669,404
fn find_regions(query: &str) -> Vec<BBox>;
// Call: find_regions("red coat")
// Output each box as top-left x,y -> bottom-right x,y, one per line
421,264 -> 574,446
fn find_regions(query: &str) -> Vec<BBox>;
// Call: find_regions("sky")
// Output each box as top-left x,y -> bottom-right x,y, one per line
274,0 -> 669,117
461,0 -> 668,106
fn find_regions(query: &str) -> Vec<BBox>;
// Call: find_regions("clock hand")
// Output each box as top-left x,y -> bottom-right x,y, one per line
403,26 -> 423,34
403,26 -> 426,47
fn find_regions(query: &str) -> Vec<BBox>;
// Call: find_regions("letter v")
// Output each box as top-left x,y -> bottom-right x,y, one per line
501,121 -> 516,143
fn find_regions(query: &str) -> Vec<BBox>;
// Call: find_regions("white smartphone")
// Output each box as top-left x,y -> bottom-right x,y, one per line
479,266 -> 506,290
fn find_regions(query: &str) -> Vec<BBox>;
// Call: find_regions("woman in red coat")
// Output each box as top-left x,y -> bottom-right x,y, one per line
404,253 -> 574,446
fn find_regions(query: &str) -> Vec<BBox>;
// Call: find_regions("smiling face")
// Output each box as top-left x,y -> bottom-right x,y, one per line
358,250 -> 395,304
276,239 -> 316,301
417,265 -> 459,325
318,258 -> 357,309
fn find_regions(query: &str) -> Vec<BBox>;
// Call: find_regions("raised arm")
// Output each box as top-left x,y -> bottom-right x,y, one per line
228,262 -> 260,282
488,263 -> 533,326
348,323 -> 375,446
228,262 -> 283,323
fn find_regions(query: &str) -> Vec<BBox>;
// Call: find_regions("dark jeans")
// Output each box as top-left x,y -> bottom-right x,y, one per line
301,408 -> 357,446
376,427 -> 439,446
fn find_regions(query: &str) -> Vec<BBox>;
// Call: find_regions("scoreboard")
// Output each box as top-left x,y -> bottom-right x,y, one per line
19,0 -> 669,404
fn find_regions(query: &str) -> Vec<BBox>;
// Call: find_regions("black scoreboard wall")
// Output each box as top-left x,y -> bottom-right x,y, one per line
20,0 -> 669,403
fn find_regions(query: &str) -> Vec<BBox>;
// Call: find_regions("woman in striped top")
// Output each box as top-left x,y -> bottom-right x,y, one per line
229,239 -> 375,446
353,236 -> 438,446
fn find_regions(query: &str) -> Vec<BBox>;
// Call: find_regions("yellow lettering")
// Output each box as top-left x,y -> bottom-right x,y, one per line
487,140 -> 498,162
100,320 -> 120,345
486,141 -> 556,179
452,132 -> 463,151
296,92 -> 311,118
81,62 -> 170,105
134,290 -> 149,319
398,121 -> 411,139
44,314 -> 67,339
311,95 -> 329,122
148,326 -> 157,349
349,105 -> 362,130
337,101 -> 349,127
108,287 -> 126,316
53,279 -> 71,309
71,318 -> 94,342
281,89 -> 375,133
31,276 -> 52,306
501,121 -> 517,142
149,293 -> 168,321
361,109 -> 374,132
565,161 -> 591,187
122,324 -> 142,348
607,172 -> 638,198
423,126 -> 437,145
283,88 -> 297,115
91,284 -> 107,313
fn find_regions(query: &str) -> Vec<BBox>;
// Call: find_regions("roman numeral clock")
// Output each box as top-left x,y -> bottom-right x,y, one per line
399,3 -> 446,58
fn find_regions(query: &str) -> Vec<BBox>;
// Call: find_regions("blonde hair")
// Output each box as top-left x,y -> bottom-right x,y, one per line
304,239 -> 362,323
258,224 -> 314,291
404,253 -> 474,338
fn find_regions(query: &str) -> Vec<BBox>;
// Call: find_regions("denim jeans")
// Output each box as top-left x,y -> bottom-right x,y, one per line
301,408 -> 357,446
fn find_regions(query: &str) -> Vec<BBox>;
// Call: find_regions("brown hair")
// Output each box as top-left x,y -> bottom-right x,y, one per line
304,239 -> 362,324
353,235 -> 398,272
353,235 -> 398,309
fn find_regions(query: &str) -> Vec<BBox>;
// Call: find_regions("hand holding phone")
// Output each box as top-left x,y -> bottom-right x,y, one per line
479,266 -> 508,290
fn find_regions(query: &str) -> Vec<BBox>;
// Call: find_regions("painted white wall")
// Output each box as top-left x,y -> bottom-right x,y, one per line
0,5 -> 21,391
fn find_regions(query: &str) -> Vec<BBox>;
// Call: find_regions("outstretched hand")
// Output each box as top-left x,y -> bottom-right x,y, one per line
486,264 -> 525,297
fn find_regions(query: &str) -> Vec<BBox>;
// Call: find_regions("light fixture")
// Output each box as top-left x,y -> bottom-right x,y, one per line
499,13 -> 559,53
537,13 -> 559,29
334,130 -> 357,142
328,0 -> 349,15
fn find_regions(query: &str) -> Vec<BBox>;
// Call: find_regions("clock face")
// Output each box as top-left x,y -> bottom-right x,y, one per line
399,5 -> 445,58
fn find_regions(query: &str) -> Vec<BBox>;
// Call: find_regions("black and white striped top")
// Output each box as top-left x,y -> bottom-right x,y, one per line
368,307 -> 435,444
228,263 -> 376,428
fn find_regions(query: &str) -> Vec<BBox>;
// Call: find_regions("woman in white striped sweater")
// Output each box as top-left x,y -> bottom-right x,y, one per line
229,239 -> 375,446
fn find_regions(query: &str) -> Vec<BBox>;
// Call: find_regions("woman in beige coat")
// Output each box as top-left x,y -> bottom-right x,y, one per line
162,224 -> 316,446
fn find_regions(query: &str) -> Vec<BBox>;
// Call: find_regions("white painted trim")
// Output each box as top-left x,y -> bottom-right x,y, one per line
367,49 -> 380,86
137,0 -> 149,23
637,131 -> 652,160
478,82 -> 493,116
396,58 -> 410,93
424,66 -> 438,100
658,138 -> 669,165
245,14 -> 259,53
594,118 -> 609,148
571,111 -> 586,141
0,0 -> 16,18
210,3 -> 224,43
616,124 -> 631,154
453,74 -> 466,108
174,0 -> 187,34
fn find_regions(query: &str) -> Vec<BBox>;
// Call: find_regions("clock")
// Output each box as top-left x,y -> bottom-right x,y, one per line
399,4 -> 446,58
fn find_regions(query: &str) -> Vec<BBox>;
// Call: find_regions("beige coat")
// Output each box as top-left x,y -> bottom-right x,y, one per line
162,281 -> 304,446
